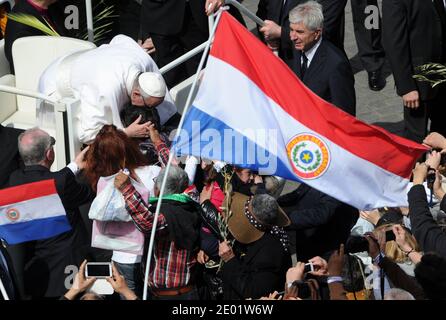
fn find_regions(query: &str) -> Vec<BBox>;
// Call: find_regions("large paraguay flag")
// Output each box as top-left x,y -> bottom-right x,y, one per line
0,180 -> 71,244
173,12 -> 427,210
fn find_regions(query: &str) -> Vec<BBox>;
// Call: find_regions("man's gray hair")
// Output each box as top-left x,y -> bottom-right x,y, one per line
289,1 -> 324,31
384,288 -> 415,300
251,194 -> 279,226
18,127 -> 52,166
155,166 -> 189,195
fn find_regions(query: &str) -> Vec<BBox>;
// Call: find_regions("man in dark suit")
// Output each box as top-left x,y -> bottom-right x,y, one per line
139,0 -> 246,88
139,0 -> 218,88
351,0 -> 386,91
382,0 -> 446,143
258,0 -> 348,68
7,127 -> 94,299
4,0 -> 69,74
0,125 -> 23,189
289,1 -> 356,115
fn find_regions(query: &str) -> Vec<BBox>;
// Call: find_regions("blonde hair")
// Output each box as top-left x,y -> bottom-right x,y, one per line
374,224 -> 419,263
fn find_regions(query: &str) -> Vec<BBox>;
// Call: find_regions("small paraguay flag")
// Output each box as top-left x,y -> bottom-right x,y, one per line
0,179 -> 71,244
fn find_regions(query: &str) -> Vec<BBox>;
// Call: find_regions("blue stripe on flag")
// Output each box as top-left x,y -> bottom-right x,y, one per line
0,215 -> 72,245
173,106 -> 298,179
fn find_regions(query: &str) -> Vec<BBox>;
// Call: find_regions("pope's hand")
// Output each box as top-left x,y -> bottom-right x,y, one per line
124,115 -> 152,138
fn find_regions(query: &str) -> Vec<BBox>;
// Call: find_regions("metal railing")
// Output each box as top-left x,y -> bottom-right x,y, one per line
85,0 -> 94,43
0,85 -> 56,104
225,0 -> 265,26
0,85 -> 69,169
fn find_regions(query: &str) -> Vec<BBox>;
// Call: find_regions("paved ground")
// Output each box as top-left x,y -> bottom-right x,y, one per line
238,0 -> 404,193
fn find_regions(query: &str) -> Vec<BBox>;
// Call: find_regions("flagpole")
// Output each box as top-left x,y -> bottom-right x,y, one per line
141,9 -> 225,301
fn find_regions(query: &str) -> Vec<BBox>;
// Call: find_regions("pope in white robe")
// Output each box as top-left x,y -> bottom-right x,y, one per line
38,34 -> 177,144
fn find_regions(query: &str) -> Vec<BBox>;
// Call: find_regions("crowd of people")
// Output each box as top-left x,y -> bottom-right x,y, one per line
0,0 -> 446,300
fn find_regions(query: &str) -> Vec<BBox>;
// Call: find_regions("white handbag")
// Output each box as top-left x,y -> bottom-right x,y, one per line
88,173 -> 148,222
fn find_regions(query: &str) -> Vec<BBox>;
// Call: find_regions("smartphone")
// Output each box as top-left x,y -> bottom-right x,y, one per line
304,262 -> 314,273
385,230 -> 396,242
85,262 -> 112,278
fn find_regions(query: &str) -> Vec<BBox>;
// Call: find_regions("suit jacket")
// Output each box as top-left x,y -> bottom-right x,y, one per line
140,0 -> 208,37
257,0 -> 300,67
408,185 -> 446,258
4,0 -> 68,74
278,184 -> 358,261
292,39 -> 356,115
221,233 -> 291,299
382,0 -> 445,100
0,125 -> 23,189
257,0 -> 347,67
7,165 -> 95,298
0,241 -> 20,300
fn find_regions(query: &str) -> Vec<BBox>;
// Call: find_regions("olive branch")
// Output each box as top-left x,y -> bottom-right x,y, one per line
216,165 -> 235,272
413,63 -> 446,88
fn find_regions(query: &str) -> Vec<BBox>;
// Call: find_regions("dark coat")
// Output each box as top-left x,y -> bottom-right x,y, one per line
4,0 -> 68,74
278,184 -> 358,261
221,233 -> 291,299
7,165 -> 94,298
140,0 -> 209,37
0,240 -> 20,300
378,256 -> 426,300
291,39 -> 356,115
0,125 -> 23,189
257,0 -> 300,67
408,185 -> 446,258
382,0 -> 445,100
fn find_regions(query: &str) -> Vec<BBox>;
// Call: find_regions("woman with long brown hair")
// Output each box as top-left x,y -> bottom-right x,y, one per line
83,124 -> 161,299
84,125 -> 149,191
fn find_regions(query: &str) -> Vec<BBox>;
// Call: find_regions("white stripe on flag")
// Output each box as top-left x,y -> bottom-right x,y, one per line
0,193 -> 66,225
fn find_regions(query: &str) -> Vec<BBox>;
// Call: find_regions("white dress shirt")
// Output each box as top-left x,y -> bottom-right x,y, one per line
301,37 -> 322,69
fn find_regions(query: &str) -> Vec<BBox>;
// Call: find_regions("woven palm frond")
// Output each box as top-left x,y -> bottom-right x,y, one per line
217,166 -> 235,272
414,63 -> 446,88
77,0 -> 118,43
7,13 -> 60,36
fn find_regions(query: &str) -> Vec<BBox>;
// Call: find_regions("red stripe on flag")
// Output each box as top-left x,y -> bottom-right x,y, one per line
0,179 -> 58,206
210,12 -> 427,178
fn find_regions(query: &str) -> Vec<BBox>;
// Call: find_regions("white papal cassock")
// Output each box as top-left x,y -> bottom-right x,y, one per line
38,35 -> 177,144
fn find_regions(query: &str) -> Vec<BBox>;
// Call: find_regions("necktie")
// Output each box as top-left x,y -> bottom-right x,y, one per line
301,52 -> 308,79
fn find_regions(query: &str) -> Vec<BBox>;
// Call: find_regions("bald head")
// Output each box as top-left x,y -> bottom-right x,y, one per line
18,127 -> 54,166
